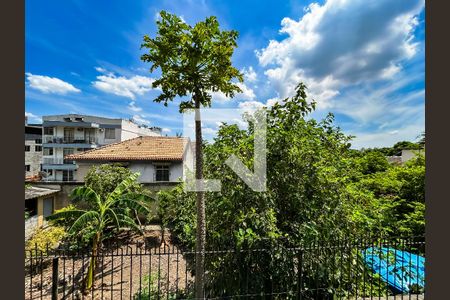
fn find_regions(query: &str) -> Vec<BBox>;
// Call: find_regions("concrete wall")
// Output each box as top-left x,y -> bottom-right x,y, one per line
25,216 -> 39,240
401,149 -> 423,163
25,134 -> 42,178
182,140 -> 195,180
74,161 -> 184,183
120,120 -> 161,141
28,181 -> 177,216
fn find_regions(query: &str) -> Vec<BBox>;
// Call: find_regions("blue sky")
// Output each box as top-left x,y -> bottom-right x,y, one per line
25,0 -> 425,148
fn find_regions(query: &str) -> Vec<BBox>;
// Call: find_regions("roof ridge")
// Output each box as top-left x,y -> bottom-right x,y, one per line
65,136 -> 144,160
66,135 -> 188,161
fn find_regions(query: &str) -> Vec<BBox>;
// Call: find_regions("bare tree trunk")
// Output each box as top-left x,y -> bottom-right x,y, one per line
194,97 -> 206,299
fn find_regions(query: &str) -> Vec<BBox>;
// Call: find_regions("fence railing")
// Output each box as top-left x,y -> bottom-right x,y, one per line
42,157 -> 76,165
24,236 -> 425,299
43,136 -> 98,144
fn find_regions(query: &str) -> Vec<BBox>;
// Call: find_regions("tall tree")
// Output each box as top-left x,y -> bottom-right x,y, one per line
141,11 -> 243,297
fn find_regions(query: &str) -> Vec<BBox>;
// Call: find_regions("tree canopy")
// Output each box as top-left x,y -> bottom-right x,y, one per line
141,10 -> 243,111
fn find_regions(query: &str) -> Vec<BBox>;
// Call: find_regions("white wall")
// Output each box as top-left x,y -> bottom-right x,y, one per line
129,164 -> 155,182
120,120 -> 160,141
73,161 -> 183,183
401,149 -> 423,163
75,163 -> 92,181
182,140 -> 194,180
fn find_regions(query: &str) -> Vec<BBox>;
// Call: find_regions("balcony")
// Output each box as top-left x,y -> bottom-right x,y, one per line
44,136 -> 98,144
43,157 -> 76,164
43,136 -> 98,148
41,157 -> 77,170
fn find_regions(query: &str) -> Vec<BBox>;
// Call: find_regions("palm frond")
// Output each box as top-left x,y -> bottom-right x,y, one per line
119,194 -> 152,214
71,186 -> 102,208
69,211 -> 100,234
117,213 -> 143,233
105,208 -> 120,229
106,172 -> 140,204
47,209 -> 86,221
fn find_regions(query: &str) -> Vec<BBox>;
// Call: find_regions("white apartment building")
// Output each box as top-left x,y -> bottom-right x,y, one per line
41,114 -> 161,181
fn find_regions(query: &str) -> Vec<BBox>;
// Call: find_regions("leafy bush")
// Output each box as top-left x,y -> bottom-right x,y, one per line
349,153 -> 425,236
159,84 -> 365,295
83,164 -> 144,202
25,225 -> 66,253
134,272 -> 192,299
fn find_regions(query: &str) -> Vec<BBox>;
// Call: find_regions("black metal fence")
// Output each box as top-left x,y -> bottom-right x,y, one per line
25,236 -> 425,299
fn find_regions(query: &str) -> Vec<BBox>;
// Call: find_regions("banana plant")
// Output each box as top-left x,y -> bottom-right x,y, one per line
48,172 -> 151,291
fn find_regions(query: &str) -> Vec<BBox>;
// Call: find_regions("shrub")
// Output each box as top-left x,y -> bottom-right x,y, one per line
25,225 -> 66,253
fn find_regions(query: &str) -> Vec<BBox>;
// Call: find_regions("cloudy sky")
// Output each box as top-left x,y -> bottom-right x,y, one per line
25,0 -> 425,149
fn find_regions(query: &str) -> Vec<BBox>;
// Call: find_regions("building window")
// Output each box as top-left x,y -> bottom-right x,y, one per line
44,127 -> 54,135
43,147 -> 53,156
43,198 -> 54,217
35,138 -> 42,144
25,145 -> 30,152
155,165 -> 170,182
63,148 -> 74,157
84,128 -> 96,143
25,165 -> 30,172
104,128 -> 116,139
64,128 -> 74,143
35,145 -> 42,152
62,170 -> 74,181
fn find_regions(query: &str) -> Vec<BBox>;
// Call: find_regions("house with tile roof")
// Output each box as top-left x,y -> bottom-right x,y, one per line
65,136 -> 194,184
40,114 -> 162,182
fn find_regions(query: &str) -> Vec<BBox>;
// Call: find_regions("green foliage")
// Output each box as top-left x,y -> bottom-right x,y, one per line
158,185 -> 196,248
133,272 -> 191,299
48,204 -> 78,227
158,82 -> 425,296
84,164 -> 143,201
390,141 -> 422,155
25,225 -> 66,253
356,151 -> 391,175
50,173 -> 151,241
141,11 -> 243,111
349,153 -> 425,236
48,172 -> 152,290
159,83 -> 366,294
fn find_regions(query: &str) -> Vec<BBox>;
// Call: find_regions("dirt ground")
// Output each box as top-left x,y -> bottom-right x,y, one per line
25,226 -> 194,299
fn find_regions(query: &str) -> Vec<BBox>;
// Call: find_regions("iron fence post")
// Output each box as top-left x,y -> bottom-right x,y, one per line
52,257 -> 59,300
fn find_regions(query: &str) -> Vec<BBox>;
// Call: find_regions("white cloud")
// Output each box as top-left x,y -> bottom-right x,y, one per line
238,100 -> 264,111
202,127 -> 217,135
127,101 -> 143,112
92,70 -> 156,100
162,128 -> 171,133
242,66 -> 257,82
265,97 -> 281,107
256,0 -> 424,106
238,96 -> 282,112
350,123 -> 423,149
132,114 -> 150,125
95,67 -> 107,73
26,73 -> 81,95
211,82 -> 256,102
25,112 -> 42,123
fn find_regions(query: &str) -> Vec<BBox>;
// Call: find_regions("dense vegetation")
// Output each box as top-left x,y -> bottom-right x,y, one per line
48,167 -> 152,290
158,83 -> 425,297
